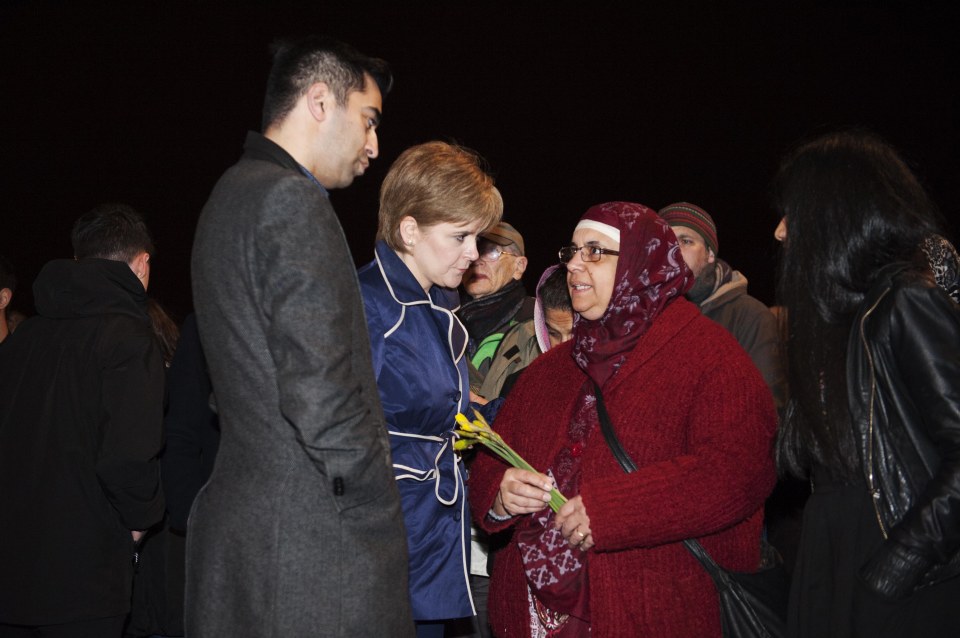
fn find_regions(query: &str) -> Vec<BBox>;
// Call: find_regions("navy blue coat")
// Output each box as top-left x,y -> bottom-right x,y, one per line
358,241 -> 475,621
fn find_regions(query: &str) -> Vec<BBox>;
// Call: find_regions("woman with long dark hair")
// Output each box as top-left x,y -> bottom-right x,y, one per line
774,130 -> 960,637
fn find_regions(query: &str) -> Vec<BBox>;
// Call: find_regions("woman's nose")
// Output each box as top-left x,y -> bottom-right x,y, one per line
566,249 -> 586,270
464,237 -> 479,261
774,217 -> 787,242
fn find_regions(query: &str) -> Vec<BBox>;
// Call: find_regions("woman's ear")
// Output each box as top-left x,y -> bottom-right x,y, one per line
399,216 -> 420,248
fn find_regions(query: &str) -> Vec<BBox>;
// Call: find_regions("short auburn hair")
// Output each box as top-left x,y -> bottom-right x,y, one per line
377,141 -> 503,252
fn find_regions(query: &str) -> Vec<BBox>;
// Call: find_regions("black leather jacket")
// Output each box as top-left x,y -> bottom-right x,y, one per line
846,263 -> 960,598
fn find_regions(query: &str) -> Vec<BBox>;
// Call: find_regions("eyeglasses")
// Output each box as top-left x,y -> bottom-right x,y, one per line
477,242 -> 519,262
558,244 -> 620,264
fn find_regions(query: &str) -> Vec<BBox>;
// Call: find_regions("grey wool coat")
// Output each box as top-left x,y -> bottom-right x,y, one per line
188,132 -> 414,637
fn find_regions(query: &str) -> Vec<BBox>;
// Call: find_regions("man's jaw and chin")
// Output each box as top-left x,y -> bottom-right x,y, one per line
463,269 -> 488,293
685,266 -> 717,304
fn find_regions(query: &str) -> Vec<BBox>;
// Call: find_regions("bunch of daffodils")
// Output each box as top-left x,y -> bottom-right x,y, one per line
454,410 -> 567,513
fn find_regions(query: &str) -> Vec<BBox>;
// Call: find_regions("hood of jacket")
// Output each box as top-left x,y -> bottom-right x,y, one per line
33,258 -> 149,321
700,269 -> 749,313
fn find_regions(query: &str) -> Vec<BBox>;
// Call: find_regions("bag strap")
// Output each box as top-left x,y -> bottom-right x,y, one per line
593,380 -> 637,473
591,380 -> 730,588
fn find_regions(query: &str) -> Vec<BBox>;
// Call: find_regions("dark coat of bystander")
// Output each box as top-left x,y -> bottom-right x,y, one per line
0,258 -> 165,626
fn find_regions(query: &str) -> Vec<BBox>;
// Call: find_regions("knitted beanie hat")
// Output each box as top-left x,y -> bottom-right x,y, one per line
658,202 -> 718,255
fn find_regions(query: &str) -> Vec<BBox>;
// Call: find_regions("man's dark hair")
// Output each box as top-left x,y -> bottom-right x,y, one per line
773,129 -> 942,480
539,266 -> 571,312
0,254 -> 16,293
71,203 -> 155,262
261,36 -> 392,131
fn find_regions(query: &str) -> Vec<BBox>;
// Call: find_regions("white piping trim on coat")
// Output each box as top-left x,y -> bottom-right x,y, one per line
459,470 -> 476,615
373,248 -> 473,611
374,250 -> 465,365
387,430 -> 460,507
384,305 -> 405,339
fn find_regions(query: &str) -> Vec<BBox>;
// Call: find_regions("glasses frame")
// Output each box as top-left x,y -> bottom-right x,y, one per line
558,244 -> 621,264
477,242 -> 519,262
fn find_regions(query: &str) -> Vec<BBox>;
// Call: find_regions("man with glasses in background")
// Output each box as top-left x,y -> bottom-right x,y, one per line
458,221 -> 532,390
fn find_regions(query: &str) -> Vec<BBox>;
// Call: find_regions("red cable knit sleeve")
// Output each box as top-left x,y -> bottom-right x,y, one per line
468,345 -> 583,533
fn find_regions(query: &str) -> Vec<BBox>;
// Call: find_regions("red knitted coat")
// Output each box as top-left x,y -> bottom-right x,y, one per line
470,298 -> 778,637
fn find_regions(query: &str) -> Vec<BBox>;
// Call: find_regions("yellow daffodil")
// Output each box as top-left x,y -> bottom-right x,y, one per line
452,409 -> 567,513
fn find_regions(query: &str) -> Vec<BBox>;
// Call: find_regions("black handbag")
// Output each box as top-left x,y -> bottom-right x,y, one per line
592,381 -> 789,638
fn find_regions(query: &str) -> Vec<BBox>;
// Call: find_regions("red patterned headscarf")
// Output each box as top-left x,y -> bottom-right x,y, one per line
571,202 -> 693,387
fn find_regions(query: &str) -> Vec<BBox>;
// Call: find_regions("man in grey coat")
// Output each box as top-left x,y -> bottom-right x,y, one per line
659,202 -> 786,411
189,37 -> 413,637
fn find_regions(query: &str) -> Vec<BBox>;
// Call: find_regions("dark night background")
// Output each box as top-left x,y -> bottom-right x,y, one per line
2,1 -> 957,323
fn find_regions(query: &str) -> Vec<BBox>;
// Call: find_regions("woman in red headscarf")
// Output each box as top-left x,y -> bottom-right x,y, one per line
468,202 -> 778,636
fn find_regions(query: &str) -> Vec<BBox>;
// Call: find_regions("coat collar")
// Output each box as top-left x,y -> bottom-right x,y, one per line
374,240 -> 461,311
33,258 -> 149,321
701,270 -> 748,312
373,240 -> 467,363
241,131 -> 301,173
242,131 -> 330,195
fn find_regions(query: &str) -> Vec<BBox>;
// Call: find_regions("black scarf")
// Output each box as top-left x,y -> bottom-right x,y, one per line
687,258 -> 733,305
458,279 -> 527,348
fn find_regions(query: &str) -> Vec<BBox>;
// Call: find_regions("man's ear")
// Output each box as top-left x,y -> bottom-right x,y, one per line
129,251 -> 150,279
305,82 -> 334,123
0,288 -> 11,310
513,256 -> 528,280
707,249 -> 716,265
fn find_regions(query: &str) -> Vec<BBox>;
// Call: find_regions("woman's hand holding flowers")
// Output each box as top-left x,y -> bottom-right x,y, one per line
453,410 -> 568,517
495,468 -> 555,517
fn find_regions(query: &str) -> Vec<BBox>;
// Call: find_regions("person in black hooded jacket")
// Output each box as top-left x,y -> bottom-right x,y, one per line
0,203 -> 165,638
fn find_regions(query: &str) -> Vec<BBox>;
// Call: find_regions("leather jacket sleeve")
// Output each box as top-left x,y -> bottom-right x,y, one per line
858,277 -> 960,598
